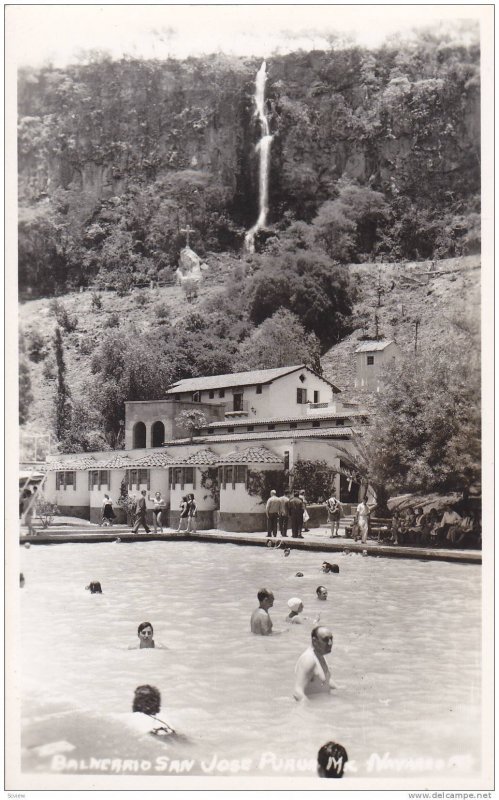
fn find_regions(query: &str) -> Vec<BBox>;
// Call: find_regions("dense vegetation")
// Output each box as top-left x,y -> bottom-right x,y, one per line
18,29 -> 480,297
18,29 -> 482,500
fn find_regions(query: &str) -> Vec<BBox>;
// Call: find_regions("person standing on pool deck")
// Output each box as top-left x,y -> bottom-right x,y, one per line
148,491 -> 165,533
250,588 -> 275,635
356,499 -> 371,544
177,496 -> 189,532
266,490 -> 280,537
187,493 -> 197,533
132,490 -> 150,534
293,626 -> 337,701
326,491 -> 342,538
288,491 -> 305,538
278,491 -> 290,537
299,490 -> 310,533
101,494 -> 115,526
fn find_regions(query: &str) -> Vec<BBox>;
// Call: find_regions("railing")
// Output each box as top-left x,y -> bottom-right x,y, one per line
225,401 -> 250,417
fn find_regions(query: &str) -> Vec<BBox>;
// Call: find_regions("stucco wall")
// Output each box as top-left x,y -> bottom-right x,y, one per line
124,399 -> 224,449
46,470 -> 89,507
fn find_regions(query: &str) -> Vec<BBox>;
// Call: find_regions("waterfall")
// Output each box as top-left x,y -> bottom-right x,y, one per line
245,61 -> 273,253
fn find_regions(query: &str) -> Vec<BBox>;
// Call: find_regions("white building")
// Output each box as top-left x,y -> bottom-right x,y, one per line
354,340 -> 401,391
44,364 -> 368,530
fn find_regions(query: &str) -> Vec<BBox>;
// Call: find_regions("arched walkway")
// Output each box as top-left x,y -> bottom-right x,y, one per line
151,420 -> 165,448
133,421 -> 146,448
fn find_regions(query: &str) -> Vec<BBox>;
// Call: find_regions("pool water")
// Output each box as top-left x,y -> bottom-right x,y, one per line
20,541 -> 481,779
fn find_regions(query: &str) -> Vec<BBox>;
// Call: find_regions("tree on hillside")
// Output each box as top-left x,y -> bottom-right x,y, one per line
338,342 -> 480,509
90,330 -> 176,447
247,251 -> 353,349
312,184 -> 388,262
19,357 -> 33,426
54,327 -> 72,443
234,309 -> 321,372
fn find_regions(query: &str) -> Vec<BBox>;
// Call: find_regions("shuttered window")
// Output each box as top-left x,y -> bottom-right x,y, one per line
56,471 -> 76,490
235,465 -> 247,484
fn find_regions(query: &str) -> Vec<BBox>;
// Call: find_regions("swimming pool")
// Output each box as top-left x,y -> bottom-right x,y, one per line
20,541 -> 481,780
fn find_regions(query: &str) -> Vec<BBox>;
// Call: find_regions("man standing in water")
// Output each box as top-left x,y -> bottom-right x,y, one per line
250,588 -> 275,635
293,626 -> 337,700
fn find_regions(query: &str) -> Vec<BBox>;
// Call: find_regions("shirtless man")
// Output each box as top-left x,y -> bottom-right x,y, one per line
293,626 -> 337,701
250,588 -> 274,635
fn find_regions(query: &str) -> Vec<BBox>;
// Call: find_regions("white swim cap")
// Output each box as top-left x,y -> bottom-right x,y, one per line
287,597 -> 303,612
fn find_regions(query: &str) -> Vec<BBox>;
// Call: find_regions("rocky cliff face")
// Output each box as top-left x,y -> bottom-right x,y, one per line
18,43 -> 479,214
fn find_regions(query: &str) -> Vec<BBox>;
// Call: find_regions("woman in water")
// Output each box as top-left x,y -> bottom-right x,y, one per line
286,597 -> 321,625
129,685 -> 176,738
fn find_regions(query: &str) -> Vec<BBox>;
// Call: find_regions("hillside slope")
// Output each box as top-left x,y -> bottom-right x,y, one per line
19,254 -> 480,444
322,254 -> 480,400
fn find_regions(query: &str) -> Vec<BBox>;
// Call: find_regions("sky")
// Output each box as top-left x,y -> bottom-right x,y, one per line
7,4 -> 482,68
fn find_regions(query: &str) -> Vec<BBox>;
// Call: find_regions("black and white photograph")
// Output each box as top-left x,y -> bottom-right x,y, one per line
6,3 -> 493,793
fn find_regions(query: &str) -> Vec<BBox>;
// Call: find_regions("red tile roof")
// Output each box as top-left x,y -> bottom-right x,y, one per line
217,446 -> 283,464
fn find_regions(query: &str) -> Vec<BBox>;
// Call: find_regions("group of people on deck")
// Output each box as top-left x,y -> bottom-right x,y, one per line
378,504 -> 481,549
265,489 -> 311,538
98,490 -> 199,534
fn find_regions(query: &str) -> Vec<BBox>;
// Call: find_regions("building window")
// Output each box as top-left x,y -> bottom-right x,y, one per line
208,390 -> 215,399
267,424 -> 275,431
233,392 -> 244,412
227,426 -> 235,433
184,467 -> 194,484
297,388 -> 307,404
289,422 -> 297,429
284,451 -> 290,472
225,466 -> 234,487
299,373 -> 306,383
313,390 -> 319,403
206,428 -> 213,434
172,467 -> 183,488
89,470 -> 110,490
367,355 -> 375,365
133,421 -> 146,448
235,465 -> 247,483
151,420 -> 165,448
192,391 -> 201,402
246,425 -> 254,432
219,389 -> 225,398
337,419 -> 345,426
312,421 -> 320,428
138,469 -> 149,485
56,471 -> 77,490
256,385 -> 262,394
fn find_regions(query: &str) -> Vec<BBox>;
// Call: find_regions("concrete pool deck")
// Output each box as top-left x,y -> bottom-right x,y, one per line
19,519 -> 481,564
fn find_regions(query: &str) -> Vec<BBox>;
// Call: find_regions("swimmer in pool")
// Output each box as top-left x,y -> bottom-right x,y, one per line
316,586 -> 328,601
128,621 -> 166,649
287,597 -> 321,625
131,685 -> 176,738
85,581 -> 103,594
286,597 -> 304,623
250,588 -> 274,635
293,626 -> 337,701
317,741 -> 349,778
322,562 -> 339,574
